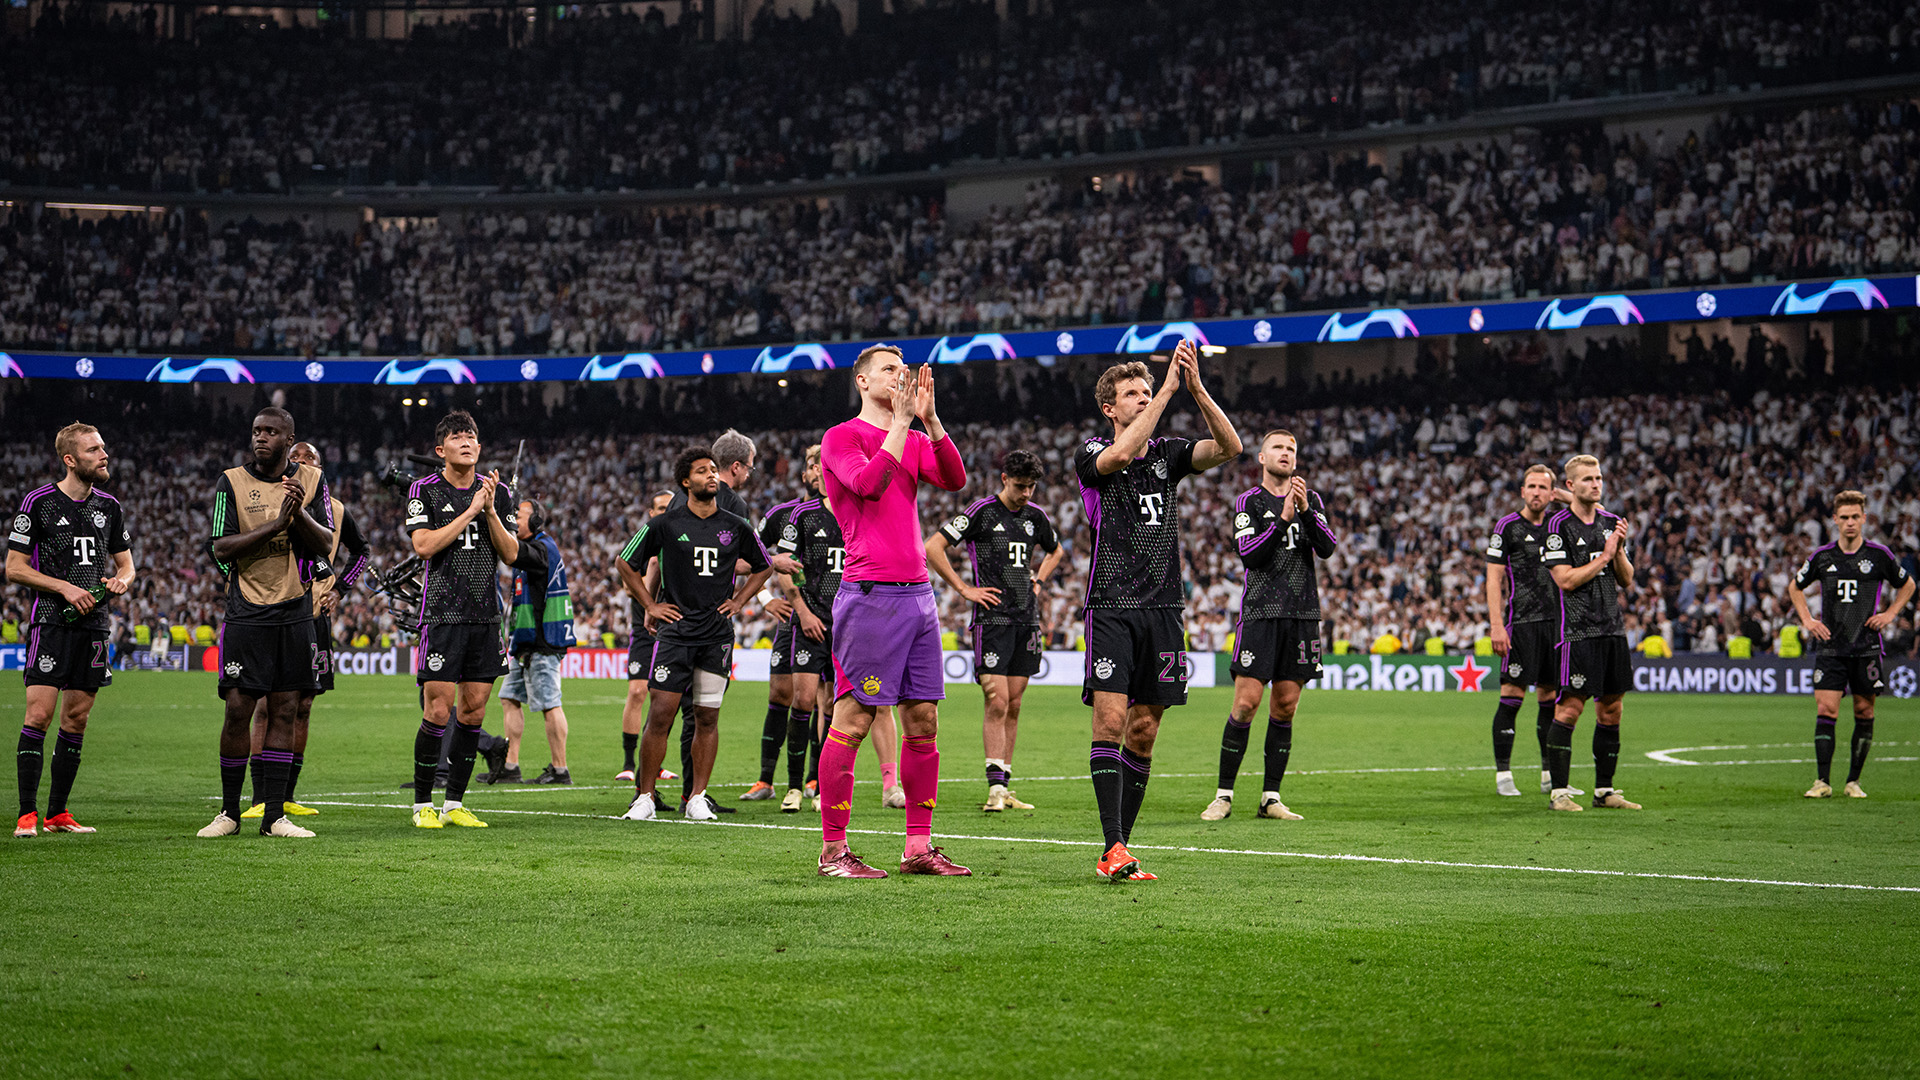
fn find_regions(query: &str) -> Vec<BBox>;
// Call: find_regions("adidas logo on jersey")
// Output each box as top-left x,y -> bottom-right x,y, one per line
56,517 -> 69,526
678,534 -> 691,542
993,523 -> 1006,531
441,504 -> 454,512
815,529 -> 827,537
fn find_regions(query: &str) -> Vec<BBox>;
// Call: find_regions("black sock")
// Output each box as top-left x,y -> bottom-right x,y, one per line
1493,696 -> 1521,771
1090,741 -> 1123,849
786,707 -> 811,791
1546,719 -> 1575,791
1262,719 -> 1292,792
255,750 -> 291,830
985,760 -> 1009,788
1217,716 -> 1250,791
1847,715 -> 1875,784
1119,747 -> 1152,845
622,731 -> 638,772
446,723 -> 481,802
286,753 -> 303,802
1536,700 -> 1556,771
1593,723 -> 1620,791
46,730 -> 84,817
413,721 -> 445,798
220,754 -> 247,818
17,726 -> 46,816
759,704 -> 788,785
1814,716 -> 1836,783
680,698 -> 697,799
806,717 -> 822,786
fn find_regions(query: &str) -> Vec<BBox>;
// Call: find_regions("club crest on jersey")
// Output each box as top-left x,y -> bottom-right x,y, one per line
1022,520 -> 1034,536
1546,535 -> 1564,550
771,651 -> 783,667
655,665 -> 671,682
426,653 -> 445,672
1152,459 -> 1168,479
628,661 -> 641,676
795,649 -> 810,665
1508,663 -> 1522,678
1569,673 -> 1587,689
983,651 -> 1000,669
1093,657 -> 1116,680
862,675 -> 883,696
1084,440 -> 1103,453
1860,559 -> 1875,574
223,661 -> 241,677
38,654 -> 56,672
91,511 -> 107,529
716,530 -> 734,546
1239,650 -> 1254,667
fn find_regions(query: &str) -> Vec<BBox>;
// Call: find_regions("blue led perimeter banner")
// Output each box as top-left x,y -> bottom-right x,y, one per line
1,276 -> 1911,385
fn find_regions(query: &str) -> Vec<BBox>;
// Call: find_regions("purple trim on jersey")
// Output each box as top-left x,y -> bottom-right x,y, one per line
958,494 -> 995,597
26,625 -> 41,669
19,485 -> 55,624
972,623 -> 984,668
18,483 -> 56,512
410,474 -> 435,625
1491,512 -> 1522,632
1547,509 -> 1572,647
1305,489 -> 1339,546
415,624 -> 428,676
339,552 -> 370,588
1077,482 -> 1102,608
1234,488 -> 1276,558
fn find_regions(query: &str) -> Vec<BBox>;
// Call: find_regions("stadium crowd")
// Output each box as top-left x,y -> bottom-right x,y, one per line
6,0 -> 1913,195
5,94 -> 1918,358
5,381 -> 1917,665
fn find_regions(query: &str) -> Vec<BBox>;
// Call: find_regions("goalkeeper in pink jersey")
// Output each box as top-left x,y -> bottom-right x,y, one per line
815,344 -> 969,879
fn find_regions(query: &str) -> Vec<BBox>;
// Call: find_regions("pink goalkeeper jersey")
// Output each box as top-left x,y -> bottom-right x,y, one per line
821,417 -> 966,583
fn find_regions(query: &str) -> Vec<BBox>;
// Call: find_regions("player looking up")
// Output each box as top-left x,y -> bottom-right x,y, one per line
1542,455 -> 1637,813
815,344 -> 969,879
199,408 -> 333,838
1078,340 -> 1241,880
925,448 -> 1062,812
1787,490 -> 1914,799
1203,428 -> 1334,823
10,422 -> 133,838
620,448 -> 772,821
403,410 -> 517,830
1483,465 -> 1564,798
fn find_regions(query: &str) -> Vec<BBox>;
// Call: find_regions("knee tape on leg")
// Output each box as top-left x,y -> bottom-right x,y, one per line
691,669 -> 729,709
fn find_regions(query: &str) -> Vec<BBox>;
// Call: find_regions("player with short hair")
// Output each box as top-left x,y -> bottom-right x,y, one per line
241,441 -> 368,820
1542,454 -> 1638,812
1484,464 -> 1565,798
1203,428 -> 1334,823
1078,341 -> 1241,879
620,448 -> 773,821
926,448 -> 1063,812
815,343 -> 970,878
403,410 -> 517,830
199,408 -> 334,838
1787,490 -> 1914,798
615,489 -> 676,792
10,422 -> 134,838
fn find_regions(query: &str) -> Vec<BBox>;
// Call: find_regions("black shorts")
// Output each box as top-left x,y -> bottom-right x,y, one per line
974,621 -> 1044,679
416,621 -> 507,685
1082,608 -> 1188,707
1814,652 -> 1885,695
1498,621 -> 1560,689
1559,635 -> 1631,700
314,616 -> 335,695
218,620 -> 320,699
1229,617 -> 1322,685
646,638 -> 733,696
768,618 -> 796,675
21,624 -> 112,692
782,620 -> 833,677
627,630 -> 657,682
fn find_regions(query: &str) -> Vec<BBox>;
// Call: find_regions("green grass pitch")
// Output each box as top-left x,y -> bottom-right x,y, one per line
1,673 -> 1915,1078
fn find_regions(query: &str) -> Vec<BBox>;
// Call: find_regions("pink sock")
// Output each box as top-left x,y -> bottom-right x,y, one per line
818,728 -> 862,848
880,761 -> 899,791
901,734 -> 939,857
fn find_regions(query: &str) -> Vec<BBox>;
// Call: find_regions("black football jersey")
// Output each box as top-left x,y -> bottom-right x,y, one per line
629,504 -> 770,646
758,497 -> 805,626
1234,485 -> 1337,621
404,472 -> 517,626
777,498 -> 845,620
8,483 -> 130,630
619,509 -> 668,631
1543,508 -> 1628,640
940,495 -> 1059,626
1075,436 -> 1196,610
1485,511 -> 1557,627
1793,541 -> 1911,657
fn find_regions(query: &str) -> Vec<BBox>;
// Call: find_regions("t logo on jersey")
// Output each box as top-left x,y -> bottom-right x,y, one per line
1837,579 -> 1859,603
1008,542 -> 1028,567
692,547 -> 721,576
1137,493 -> 1165,526
827,547 -> 846,574
72,535 -> 97,566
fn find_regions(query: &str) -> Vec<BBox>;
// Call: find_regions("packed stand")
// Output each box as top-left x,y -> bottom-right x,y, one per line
5,0 -> 1916,196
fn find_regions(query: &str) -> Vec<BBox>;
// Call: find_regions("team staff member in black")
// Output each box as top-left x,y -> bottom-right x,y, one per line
10,422 -> 134,838
199,408 -> 333,839
1204,428 -> 1336,824
1541,454 -> 1638,813
926,448 -> 1062,813
621,449 -> 773,822
1787,489 -> 1914,799
1076,340 -> 1240,881
404,410 -> 517,830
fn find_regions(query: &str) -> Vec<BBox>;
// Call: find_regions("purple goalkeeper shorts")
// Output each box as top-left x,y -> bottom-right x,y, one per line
830,581 -> 946,706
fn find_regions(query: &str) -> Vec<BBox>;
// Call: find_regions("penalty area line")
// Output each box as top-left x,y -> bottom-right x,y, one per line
292,799 -> 1920,894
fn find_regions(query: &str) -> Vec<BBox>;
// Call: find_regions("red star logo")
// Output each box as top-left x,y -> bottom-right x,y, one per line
1450,655 -> 1490,692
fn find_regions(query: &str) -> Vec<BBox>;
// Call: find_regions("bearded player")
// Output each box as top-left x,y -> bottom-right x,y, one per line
1078,340 -> 1241,880
1483,464 -> 1565,798
816,344 -> 969,878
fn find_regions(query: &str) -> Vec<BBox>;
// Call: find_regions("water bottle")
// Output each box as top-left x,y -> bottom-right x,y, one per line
60,582 -> 110,623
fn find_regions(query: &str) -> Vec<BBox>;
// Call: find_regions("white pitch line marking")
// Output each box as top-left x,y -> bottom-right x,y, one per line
1646,742 -> 1913,766
289,800 -> 1920,894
